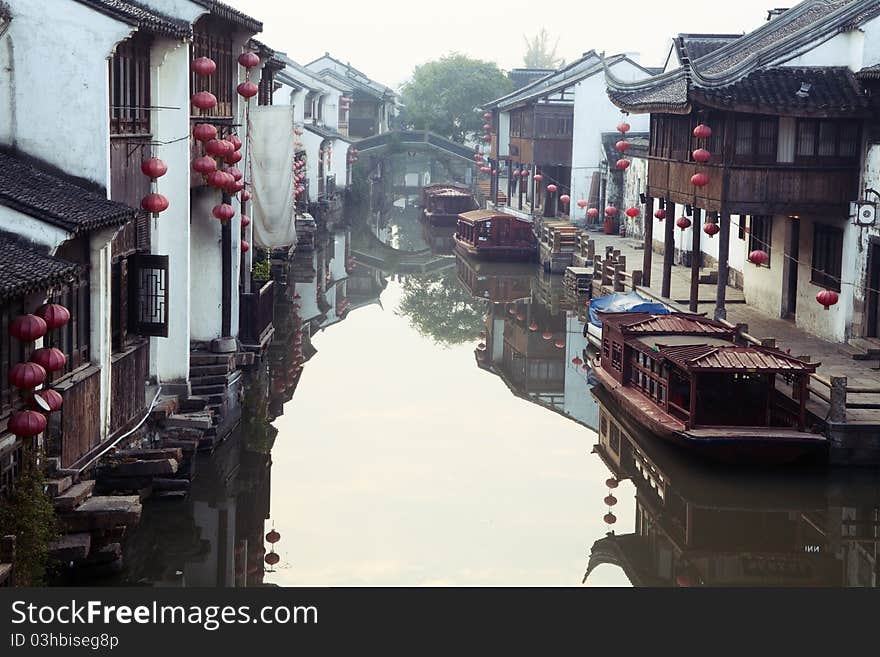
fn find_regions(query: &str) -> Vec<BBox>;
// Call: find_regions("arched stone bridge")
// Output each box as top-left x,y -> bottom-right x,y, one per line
350,225 -> 454,275
353,130 -> 475,163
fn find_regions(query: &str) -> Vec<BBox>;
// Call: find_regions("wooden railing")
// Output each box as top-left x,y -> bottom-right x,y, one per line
240,280 -> 275,347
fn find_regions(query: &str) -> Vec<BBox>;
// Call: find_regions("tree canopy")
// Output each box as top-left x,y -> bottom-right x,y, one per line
400,53 -> 513,144
523,28 -> 565,69
396,269 -> 487,347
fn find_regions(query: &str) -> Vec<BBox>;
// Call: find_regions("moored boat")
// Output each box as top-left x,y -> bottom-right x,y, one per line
422,183 -> 479,227
591,311 -> 827,465
585,291 -> 670,349
454,210 -> 536,261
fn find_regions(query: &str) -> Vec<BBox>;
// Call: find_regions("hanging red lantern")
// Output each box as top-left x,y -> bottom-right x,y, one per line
191,91 -> 217,110
617,122 -> 631,134
616,159 -> 631,171
483,123 -> 491,131
676,216 -> 691,230
528,322 -> 539,332
605,478 -> 619,489
572,357 -> 583,366
521,170 -> 530,178
8,362 -> 46,389
227,166 -> 243,181
816,289 -> 839,310
140,158 -> 167,179
238,51 -> 260,68
141,193 -> 169,215
513,170 -> 520,178
654,209 -> 667,220
516,313 -> 525,321
676,574 -> 697,587
212,204 -> 235,222
225,150 -> 243,164
693,124 -> 712,140
192,156 -> 217,175
206,139 -> 234,158
547,184 -> 558,193
604,495 -> 618,506
692,148 -> 711,164
240,214 -> 251,228
241,190 -> 251,203
534,174 -> 543,182
192,123 -> 218,142
240,240 -> 250,253
237,81 -> 259,98
30,348 -> 66,373
703,222 -> 720,238
615,140 -> 631,153
542,331 -> 553,341
626,207 -> 639,218
577,200 -> 587,209
560,194 -> 570,205
748,250 -> 769,267
691,173 -> 709,188
229,135 -> 243,151
554,339 -> 565,349
9,314 -> 47,341
266,530 -> 281,544
605,206 -> 617,216
483,112 -> 491,120
191,56 -> 217,76
587,208 -> 599,219
31,389 -> 63,413
35,304 -> 70,330
482,135 -> 492,142
206,170 -> 233,189
477,343 -> 487,352
604,512 -> 617,525
7,410 -> 47,437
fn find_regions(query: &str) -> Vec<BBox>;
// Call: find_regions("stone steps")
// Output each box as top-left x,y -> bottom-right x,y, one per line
848,338 -> 880,359
190,352 -> 236,367
53,480 -> 96,512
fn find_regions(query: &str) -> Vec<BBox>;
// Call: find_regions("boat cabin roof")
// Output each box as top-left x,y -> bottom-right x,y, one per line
424,183 -> 471,198
660,344 -> 818,374
600,312 -> 733,337
458,210 -> 530,226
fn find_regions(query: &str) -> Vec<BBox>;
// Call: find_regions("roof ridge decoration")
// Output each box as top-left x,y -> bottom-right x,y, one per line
73,0 -> 191,38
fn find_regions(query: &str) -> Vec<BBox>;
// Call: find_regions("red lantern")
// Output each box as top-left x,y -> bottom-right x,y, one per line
605,478 -> 619,489
238,51 -> 260,68
587,208 -> 599,219
225,150 -> 243,164
516,313 -> 525,321
572,357 -> 583,366
212,204 -> 235,222
8,362 -> 46,389
477,342 -> 487,352
7,410 -> 47,437
676,216 -> 691,230
693,124 -> 712,140
240,214 -> 251,228
547,184 -> 558,193
241,190 -> 251,203
191,91 -> 217,110
227,166 -> 243,181
207,170 -> 233,189
206,139 -> 234,158
604,512 -> 617,525
192,156 -> 217,175
191,56 -> 217,76
542,331 -> 553,341
9,314 -> 47,341
237,81 -> 259,98
605,206 -> 617,216
615,140 -> 631,153
35,304 -> 69,330
560,194 -> 570,205
748,250 -> 769,267
528,322 -> 539,332
554,339 -> 565,349
616,159 -> 630,171
483,123 -> 491,131
483,112 -> 491,120
703,222 -> 720,238
229,135 -> 243,151
482,135 -> 492,142
654,209 -> 667,221
30,348 -> 66,373
31,389 -> 63,413
240,240 -> 250,253
692,148 -> 711,164
816,289 -> 839,310
141,158 -> 167,179
691,173 -> 709,187
264,552 -> 280,566
617,122 -> 631,134
534,174 -> 543,182
513,170 -> 520,177
521,170 -> 530,178
141,193 -> 169,215
577,200 -> 587,209
193,123 -> 218,142
266,530 -> 281,544
626,207 -> 639,218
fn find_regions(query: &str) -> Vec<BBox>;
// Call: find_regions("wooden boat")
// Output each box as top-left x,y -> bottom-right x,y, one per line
590,311 -> 827,465
454,210 -> 536,261
584,291 -> 670,349
422,183 -> 478,227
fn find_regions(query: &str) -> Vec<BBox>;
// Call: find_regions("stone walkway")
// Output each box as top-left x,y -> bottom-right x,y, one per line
586,230 -> 880,424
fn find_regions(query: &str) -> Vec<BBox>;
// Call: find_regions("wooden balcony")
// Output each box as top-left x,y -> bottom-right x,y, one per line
647,158 -> 859,216
508,136 -> 572,167
240,280 -> 275,349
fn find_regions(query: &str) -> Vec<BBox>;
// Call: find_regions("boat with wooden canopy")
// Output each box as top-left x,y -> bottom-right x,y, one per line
454,210 -> 536,261
591,312 -> 826,464
421,183 -> 479,227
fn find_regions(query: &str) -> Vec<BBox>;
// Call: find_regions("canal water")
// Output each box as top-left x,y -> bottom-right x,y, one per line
114,166 -> 880,588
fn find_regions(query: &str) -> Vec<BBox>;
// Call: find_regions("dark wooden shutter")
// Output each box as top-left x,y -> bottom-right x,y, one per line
129,254 -> 169,337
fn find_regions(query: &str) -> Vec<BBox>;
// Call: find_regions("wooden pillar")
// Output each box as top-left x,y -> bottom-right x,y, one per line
662,199 -> 674,299
830,376 -> 847,423
507,164 -> 514,208
798,376 -> 807,431
642,197 -> 654,287
689,207 -> 702,313
715,210 -> 731,321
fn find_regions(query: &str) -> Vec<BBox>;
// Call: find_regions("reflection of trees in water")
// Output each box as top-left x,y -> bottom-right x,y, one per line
396,270 -> 487,347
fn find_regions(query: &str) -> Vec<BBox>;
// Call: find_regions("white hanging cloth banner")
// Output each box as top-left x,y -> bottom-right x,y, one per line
249,105 -> 297,249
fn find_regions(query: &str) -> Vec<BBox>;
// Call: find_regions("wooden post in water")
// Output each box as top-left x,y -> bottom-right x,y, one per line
642,197 -> 654,287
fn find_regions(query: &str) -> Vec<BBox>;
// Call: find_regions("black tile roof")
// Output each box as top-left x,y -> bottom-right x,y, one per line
508,68 -> 557,90
0,237 -> 82,301
192,0 -> 262,33
74,0 -> 191,38
673,34 -> 742,64
607,70 -> 690,114
0,151 -> 136,234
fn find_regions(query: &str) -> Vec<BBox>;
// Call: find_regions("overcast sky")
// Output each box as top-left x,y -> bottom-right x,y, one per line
227,0 -> 781,89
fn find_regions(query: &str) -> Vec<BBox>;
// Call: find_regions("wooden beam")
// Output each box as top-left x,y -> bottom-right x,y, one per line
643,197 -> 654,287
662,199 -> 674,298
690,207 -> 701,313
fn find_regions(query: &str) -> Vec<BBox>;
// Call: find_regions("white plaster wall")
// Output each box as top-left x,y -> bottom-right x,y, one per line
330,231 -> 348,281
860,16 -> 880,68
781,30 -> 862,70
329,137 -> 350,187
0,206 -> 71,252
570,61 -> 650,214
150,38 -> 191,384
742,214 -> 785,318
90,226 -> 120,442
0,0 -> 132,190
621,157 -> 648,236
498,111 -> 510,158
302,129 -> 323,200
190,187 -> 224,341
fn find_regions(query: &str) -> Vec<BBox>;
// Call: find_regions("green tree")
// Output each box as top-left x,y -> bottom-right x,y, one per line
523,29 -> 565,69
396,269 -> 487,346
400,53 -> 513,143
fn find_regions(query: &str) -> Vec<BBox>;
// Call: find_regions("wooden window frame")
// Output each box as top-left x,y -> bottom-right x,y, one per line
811,223 -> 843,292
191,20 -> 235,119
0,299 -> 26,416
44,279 -> 91,379
748,215 -> 772,267
795,119 -> 861,165
109,32 -> 153,136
